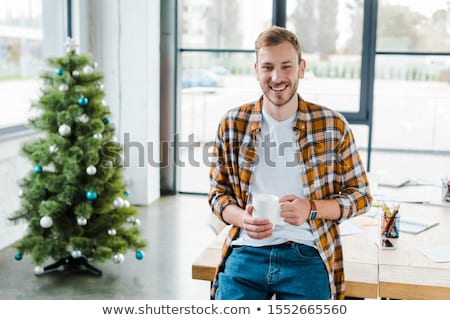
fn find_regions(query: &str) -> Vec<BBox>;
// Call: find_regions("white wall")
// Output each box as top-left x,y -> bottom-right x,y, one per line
72,0 -> 161,205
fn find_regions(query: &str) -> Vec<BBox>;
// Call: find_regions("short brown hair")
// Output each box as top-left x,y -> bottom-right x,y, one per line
255,26 -> 302,62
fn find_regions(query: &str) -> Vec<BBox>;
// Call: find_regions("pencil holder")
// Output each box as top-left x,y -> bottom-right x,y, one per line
381,204 -> 400,238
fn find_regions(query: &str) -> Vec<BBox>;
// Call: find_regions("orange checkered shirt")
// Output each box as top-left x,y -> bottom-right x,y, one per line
208,95 -> 373,300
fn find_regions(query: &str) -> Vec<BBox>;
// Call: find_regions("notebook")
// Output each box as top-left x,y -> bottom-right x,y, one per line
400,216 -> 439,234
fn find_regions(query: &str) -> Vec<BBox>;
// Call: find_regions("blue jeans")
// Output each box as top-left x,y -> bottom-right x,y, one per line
214,242 -> 331,300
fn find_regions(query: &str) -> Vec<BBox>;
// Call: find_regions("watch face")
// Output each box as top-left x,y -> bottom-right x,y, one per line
310,210 -> 317,220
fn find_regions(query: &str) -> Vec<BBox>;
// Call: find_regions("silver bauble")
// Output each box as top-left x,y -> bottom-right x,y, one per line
112,253 -> 125,264
40,216 -> 53,228
83,65 -> 94,74
77,217 -> 87,226
49,144 -> 59,153
71,250 -> 82,259
113,197 -> 124,208
34,266 -> 45,275
86,165 -> 97,175
58,124 -> 71,136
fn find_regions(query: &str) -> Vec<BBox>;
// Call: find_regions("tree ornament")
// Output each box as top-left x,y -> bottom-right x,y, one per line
55,68 -> 63,76
64,37 -> 78,52
123,200 -> 130,208
71,250 -> 82,259
112,253 -> 125,264
113,197 -> 124,208
108,229 -> 117,236
98,83 -> 104,90
76,114 -> 89,123
102,117 -> 110,125
58,84 -> 68,92
34,166 -> 43,174
86,191 -> 97,200
134,218 -> 141,226
49,144 -> 59,153
58,124 -> 71,136
101,99 -> 107,106
135,250 -> 144,260
18,188 -> 23,197
14,252 -> 23,261
93,133 -> 103,140
124,191 -> 129,197
77,217 -> 87,226
83,65 -> 94,74
78,96 -> 88,106
72,70 -> 80,77
34,266 -> 45,275
40,216 -> 53,228
126,216 -> 135,224
86,165 -> 97,175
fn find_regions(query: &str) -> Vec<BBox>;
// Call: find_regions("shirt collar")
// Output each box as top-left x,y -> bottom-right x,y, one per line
250,94 -> 307,135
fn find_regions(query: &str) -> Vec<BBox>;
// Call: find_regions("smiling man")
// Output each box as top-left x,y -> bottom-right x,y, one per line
208,26 -> 372,300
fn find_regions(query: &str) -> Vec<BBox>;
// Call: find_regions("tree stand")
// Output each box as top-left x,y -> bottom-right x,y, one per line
42,256 -> 102,276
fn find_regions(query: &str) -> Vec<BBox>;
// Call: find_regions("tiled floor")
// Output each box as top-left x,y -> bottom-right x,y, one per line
0,194 -> 215,300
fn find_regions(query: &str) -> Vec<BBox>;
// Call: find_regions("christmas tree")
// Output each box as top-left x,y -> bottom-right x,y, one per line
8,38 -> 146,276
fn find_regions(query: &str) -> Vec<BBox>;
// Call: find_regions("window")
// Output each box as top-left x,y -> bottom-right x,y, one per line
286,0 -> 364,114
178,0 -> 273,193
371,0 -> 450,179
0,0 -> 43,131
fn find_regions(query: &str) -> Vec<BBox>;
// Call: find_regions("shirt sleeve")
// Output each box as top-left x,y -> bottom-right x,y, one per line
330,123 -> 373,221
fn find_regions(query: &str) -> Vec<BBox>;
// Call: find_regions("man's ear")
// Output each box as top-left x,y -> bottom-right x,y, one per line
254,62 -> 260,81
298,59 -> 306,79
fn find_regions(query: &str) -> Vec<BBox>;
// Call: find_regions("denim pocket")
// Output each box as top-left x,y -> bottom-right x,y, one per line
293,244 -> 321,260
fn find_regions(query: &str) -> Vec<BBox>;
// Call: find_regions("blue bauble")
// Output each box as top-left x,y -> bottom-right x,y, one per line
55,68 -> 64,76
135,250 -> 144,260
124,190 -> 129,197
14,253 -> 23,261
78,96 -> 88,106
102,118 -> 110,125
34,166 -> 42,174
86,190 -> 97,200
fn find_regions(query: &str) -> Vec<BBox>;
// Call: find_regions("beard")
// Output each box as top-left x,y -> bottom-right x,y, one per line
260,80 -> 299,107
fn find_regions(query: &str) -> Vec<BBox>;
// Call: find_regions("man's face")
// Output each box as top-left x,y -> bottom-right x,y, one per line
255,41 -> 305,107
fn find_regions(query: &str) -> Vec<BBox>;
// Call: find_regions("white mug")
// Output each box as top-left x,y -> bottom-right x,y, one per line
251,194 -> 281,226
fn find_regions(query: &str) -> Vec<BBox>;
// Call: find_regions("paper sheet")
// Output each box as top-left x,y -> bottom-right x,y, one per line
340,220 -> 366,236
417,245 -> 450,263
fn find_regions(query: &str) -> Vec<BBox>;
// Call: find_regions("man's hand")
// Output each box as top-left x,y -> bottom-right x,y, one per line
279,194 -> 310,226
242,205 -> 273,239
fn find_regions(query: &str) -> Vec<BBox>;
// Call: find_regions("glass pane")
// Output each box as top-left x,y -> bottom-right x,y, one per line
286,0 -> 363,112
180,0 -> 272,49
372,55 -> 450,178
0,0 -> 43,129
178,52 -> 259,192
377,0 -> 450,52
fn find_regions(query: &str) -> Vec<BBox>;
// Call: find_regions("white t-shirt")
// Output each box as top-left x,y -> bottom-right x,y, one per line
232,109 -> 315,247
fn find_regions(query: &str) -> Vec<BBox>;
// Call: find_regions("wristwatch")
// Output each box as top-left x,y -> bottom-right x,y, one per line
309,200 -> 318,220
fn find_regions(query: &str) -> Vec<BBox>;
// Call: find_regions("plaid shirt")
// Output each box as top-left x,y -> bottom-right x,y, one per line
208,95 -> 373,299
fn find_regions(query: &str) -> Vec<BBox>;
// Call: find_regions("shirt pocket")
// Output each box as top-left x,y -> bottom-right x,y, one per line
303,131 -> 339,177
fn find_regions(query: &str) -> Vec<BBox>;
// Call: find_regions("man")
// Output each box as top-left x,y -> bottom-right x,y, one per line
208,25 -> 372,300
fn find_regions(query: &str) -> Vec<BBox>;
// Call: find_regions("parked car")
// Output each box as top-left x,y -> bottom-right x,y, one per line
181,69 -> 223,89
